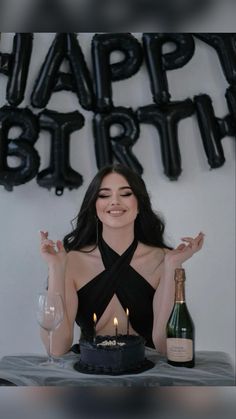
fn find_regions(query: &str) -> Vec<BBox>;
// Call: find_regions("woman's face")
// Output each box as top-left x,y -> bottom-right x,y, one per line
95,172 -> 138,229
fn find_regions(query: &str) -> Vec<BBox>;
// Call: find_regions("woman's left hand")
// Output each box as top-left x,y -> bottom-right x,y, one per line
164,232 -> 205,268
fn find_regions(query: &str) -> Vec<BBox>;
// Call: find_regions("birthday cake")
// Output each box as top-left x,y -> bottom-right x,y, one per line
74,335 -> 154,375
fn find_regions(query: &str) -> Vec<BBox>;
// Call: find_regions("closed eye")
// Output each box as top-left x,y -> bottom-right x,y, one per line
97,192 -> 133,198
97,194 -> 110,198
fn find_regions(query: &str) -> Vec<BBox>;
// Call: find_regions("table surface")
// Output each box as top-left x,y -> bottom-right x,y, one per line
0,349 -> 235,386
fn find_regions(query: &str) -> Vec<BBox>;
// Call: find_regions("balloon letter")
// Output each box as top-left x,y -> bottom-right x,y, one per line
142,33 -> 195,105
38,110 -> 85,195
194,94 -> 235,168
195,34 -> 236,85
226,85 -> 236,122
137,100 -> 194,180
31,33 -> 94,110
92,33 -> 143,111
0,106 -> 40,191
93,106 -> 143,174
0,34 -> 33,106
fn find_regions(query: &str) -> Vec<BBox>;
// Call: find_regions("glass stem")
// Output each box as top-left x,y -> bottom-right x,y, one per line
48,330 -> 53,363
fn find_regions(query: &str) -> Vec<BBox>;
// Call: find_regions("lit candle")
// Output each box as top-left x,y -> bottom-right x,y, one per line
126,308 -> 129,336
93,313 -> 97,344
114,317 -> 118,344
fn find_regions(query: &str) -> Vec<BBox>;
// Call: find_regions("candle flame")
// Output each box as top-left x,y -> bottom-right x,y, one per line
93,313 -> 97,323
126,308 -> 129,316
114,317 -> 118,326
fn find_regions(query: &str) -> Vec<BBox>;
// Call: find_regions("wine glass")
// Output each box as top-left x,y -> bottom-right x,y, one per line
36,291 -> 64,366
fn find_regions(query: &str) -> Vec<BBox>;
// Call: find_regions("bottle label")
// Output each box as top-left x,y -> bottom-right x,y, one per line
167,338 -> 193,362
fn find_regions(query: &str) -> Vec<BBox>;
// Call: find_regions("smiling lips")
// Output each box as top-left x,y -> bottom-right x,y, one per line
107,209 -> 126,216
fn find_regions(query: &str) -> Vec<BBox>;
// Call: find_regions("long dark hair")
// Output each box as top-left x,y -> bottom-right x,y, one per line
63,164 -> 172,252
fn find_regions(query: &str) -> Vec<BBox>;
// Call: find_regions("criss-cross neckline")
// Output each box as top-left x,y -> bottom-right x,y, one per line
77,237 -> 155,296
75,236 -> 156,347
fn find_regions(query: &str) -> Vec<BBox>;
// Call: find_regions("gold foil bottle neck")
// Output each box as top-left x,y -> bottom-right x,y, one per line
174,268 -> 186,302
174,268 -> 186,282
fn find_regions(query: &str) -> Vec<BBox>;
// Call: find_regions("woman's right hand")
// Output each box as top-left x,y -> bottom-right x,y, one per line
39,231 -> 67,269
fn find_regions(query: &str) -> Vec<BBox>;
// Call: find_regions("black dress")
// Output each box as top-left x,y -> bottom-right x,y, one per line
75,237 -> 156,348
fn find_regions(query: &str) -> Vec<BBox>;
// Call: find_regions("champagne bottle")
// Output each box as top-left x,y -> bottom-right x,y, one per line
166,268 -> 195,368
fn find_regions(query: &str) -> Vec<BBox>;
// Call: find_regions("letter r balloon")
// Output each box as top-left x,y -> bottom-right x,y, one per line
93,106 -> 143,175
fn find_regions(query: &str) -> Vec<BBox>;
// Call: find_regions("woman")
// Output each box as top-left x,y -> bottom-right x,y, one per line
39,164 -> 204,356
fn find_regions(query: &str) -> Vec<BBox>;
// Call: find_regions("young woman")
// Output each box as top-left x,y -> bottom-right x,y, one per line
39,164 -> 204,356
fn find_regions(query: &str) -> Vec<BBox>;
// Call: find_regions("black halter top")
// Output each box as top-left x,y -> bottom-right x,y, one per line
75,237 -> 156,348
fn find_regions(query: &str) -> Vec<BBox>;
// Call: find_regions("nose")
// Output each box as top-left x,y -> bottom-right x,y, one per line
110,193 -> 121,205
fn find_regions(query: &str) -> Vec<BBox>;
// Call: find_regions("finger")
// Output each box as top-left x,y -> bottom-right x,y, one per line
41,239 -> 56,249
181,231 -> 205,240
196,236 -> 204,248
194,234 -> 205,245
39,230 -> 48,237
189,236 -> 204,252
197,235 -> 204,243
181,237 -> 194,242
41,243 -> 56,256
181,238 -> 194,247
176,243 -> 186,250
56,240 -> 65,252
194,232 -> 205,241
39,230 -> 48,240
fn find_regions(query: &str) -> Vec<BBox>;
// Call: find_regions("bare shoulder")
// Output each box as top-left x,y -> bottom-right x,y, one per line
135,242 -> 166,260
131,243 -> 166,288
66,246 -> 101,269
65,246 -> 103,290
67,246 -> 99,260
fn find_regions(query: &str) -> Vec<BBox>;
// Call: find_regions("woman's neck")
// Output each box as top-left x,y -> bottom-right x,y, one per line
101,225 -> 135,255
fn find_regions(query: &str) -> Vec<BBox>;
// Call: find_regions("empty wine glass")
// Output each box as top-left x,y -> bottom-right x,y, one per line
36,291 -> 64,366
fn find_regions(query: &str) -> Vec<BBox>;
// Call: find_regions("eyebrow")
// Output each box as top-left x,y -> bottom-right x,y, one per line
98,186 -> 132,192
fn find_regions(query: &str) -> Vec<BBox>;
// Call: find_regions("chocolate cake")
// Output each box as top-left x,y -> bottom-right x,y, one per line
74,335 -> 154,375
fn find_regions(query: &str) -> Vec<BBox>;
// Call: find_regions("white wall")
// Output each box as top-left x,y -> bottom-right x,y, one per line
0,33 -> 235,366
